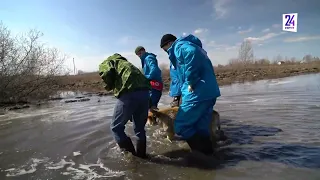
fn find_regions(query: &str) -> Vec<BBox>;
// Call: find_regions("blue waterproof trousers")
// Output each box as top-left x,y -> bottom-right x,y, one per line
174,98 -> 217,140
149,88 -> 162,108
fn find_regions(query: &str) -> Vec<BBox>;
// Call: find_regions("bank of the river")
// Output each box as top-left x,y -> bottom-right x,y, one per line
59,62 -> 320,92
1,62 -> 320,111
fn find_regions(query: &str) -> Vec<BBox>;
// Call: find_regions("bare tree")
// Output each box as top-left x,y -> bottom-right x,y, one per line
314,56 -> 320,61
159,62 -> 169,71
290,57 -> 297,62
255,58 -> 270,65
238,40 -> 254,64
303,54 -> 313,62
228,58 -> 240,66
77,70 -> 85,75
272,54 -> 283,64
158,62 -> 170,83
0,22 -> 67,104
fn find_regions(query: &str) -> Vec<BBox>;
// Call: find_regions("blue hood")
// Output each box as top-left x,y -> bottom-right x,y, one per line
167,34 -> 203,68
166,34 -> 221,103
140,52 -> 156,68
176,34 -> 203,48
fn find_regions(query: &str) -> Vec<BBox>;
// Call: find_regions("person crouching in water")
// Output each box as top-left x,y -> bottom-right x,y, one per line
169,62 -> 182,107
160,34 -> 221,155
135,46 -> 163,110
98,53 -> 151,159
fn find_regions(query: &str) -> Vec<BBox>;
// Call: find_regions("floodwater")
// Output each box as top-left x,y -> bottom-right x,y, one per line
0,73 -> 320,180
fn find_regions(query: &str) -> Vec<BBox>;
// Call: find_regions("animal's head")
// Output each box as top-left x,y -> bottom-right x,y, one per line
149,107 -> 179,124
211,110 -> 225,143
147,111 -> 158,126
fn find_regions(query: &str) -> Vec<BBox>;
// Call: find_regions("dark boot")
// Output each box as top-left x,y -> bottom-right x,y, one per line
200,136 -> 214,155
186,134 -> 214,156
186,134 -> 201,152
117,137 -> 136,155
135,140 -> 148,159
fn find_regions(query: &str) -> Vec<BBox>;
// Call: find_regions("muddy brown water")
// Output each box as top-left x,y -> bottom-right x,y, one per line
0,74 -> 320,180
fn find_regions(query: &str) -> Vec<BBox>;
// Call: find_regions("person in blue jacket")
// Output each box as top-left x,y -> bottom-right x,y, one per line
135,46 -> 163,109
159,34 -> 221,155
169,62 -> 182,107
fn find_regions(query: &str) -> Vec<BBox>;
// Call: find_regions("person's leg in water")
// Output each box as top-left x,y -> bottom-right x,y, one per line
193,99 -> 216,155
131,90 -> 150,158
110,92 -> 137,155
174,99 -> 216,155
149,88 -> 162,110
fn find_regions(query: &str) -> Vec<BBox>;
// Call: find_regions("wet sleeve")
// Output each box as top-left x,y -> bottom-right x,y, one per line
178,44 -> 201,87
145,55 -> 159,80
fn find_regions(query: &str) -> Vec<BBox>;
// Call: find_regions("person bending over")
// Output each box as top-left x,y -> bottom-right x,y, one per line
135,46 -> 163,109
160,34 -> 221,155
98,53 -> 151,159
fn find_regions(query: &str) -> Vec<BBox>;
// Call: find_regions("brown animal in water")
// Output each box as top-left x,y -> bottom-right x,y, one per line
148,107 -> 225,146
147,111 -> 158,126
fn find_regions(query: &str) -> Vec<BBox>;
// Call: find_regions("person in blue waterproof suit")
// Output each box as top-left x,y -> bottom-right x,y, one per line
135,46 -> 163,109
160,34 -> 221,155
169,62 -> 182,107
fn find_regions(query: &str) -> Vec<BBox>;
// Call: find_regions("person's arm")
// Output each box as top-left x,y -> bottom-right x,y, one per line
145,55 -> 160,80
99,60 -> 116,91
177,44 -> 201,90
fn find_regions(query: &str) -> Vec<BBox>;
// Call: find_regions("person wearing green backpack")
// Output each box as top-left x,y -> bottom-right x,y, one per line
98,53 -> 151,159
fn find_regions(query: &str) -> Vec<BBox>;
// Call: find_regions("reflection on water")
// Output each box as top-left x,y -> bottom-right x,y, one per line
0,74 -> 320,180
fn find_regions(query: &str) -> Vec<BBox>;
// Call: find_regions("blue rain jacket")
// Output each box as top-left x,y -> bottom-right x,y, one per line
140,52 -> 163,83
167,34 -> 221,103
169,62 -> 182,97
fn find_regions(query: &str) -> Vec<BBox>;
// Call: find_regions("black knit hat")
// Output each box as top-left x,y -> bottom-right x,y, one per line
160,34 -> 177,48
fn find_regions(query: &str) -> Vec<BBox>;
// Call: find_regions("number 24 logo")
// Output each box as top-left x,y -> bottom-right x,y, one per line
285,15 -> 295,26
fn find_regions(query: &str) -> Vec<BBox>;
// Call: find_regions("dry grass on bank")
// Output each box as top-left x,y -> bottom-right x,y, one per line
59,60 -> 320,92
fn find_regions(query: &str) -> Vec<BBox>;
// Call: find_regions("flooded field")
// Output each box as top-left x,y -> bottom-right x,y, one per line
0,73 -> 320,180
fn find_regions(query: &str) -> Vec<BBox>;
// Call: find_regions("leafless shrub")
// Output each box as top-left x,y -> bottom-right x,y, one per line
227,58 -> 241,66
0,22 -> 67,104
254,58 -> 270,65
226,40 -> 255,68
77,70 -> 85,75
158,63 -> 170,90
238,40 -> 254,65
